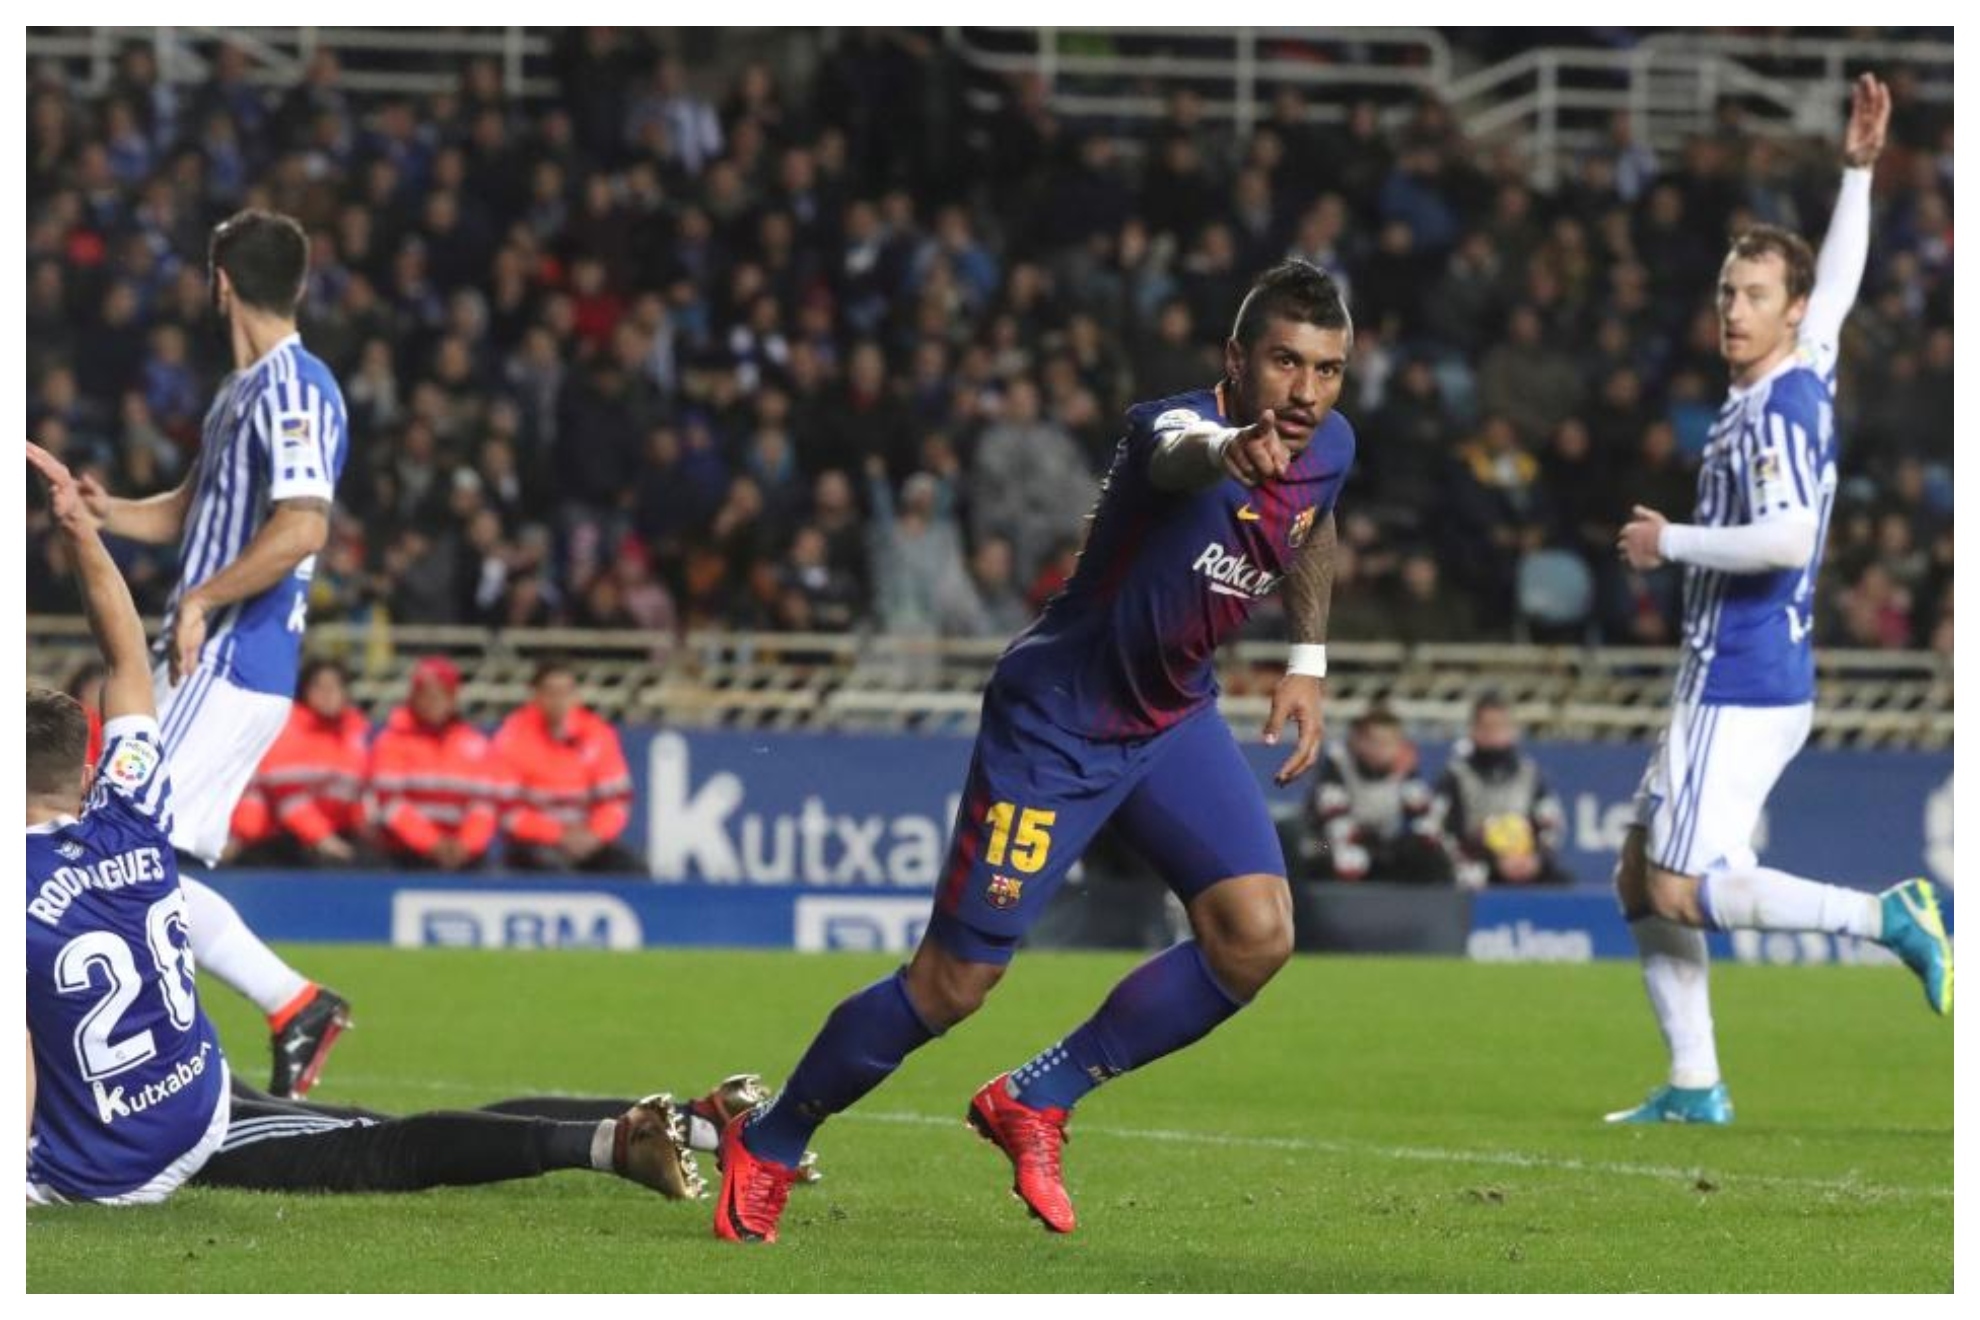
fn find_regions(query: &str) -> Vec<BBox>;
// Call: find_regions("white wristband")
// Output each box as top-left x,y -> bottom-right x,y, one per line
1288,644 -> 1328,678
1201,426 -> 1239,476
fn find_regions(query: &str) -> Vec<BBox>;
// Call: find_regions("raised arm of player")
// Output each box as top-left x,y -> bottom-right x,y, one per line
28,441 -> 154,723
1149,410 -> 1291,491
78,468 -> 196,545
1803,73 -> 1888,349
167,496 -> 331,682
1263,510 -> 1335,785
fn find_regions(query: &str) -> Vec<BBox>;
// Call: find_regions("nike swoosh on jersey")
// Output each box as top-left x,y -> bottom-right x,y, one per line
1236,505 -> 1261,522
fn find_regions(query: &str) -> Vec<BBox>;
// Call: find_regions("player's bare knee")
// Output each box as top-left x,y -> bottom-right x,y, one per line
1201,932 -> 1289,1002
903,942 -> 1004,1029
1194,878 -> 1293,999
1613,829 -> 1651,918
1645,868 -> 1706,926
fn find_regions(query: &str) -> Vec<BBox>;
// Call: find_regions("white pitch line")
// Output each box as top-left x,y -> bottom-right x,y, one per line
841,1109 -> 1954,1202
314,1074 -> 1950,1202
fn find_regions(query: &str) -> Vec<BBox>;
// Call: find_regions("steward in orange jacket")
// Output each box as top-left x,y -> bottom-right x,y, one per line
232,659 -> 379,867
494,659 -> 642,872
364,657 -> 504,869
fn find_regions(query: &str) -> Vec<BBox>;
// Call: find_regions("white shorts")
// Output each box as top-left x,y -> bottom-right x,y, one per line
154,661 -> 294,865
1634,700 -> 1813,877
27,1062 -> 232,1206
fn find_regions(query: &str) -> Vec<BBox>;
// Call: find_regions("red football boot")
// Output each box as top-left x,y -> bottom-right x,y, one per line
967,1073 -> 1076,1233
712,1114 -> 804,1244
692,1076 -> 821,1182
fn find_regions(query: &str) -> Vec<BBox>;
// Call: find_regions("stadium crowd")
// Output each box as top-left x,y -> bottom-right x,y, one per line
25,29 -> 1954,656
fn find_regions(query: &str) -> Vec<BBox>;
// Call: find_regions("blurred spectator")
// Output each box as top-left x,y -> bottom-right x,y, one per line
1444,415 -> 1554,623
1385,548 -> 1481,645
941,533 -> 1032,640
1477,305 -> 1585,444
1618,420 -> 1697,523
1541,416 -> 1616,562
1296,705 -> 1451,884
1835,562 -> 1914,650
626,52 -> 724,177
776,523 -> 863,633
969,378 -> 1098,584
1425,229 -> 1505,353
138,325 -> 201,437
364,657 -> 503,870
231,660 -> 379,868
1363,358 -> 1454,526
494,658 -> 642,872
868,461 -> 973,636
1131,298 -> 1217,400
1432,695 -> 1570,889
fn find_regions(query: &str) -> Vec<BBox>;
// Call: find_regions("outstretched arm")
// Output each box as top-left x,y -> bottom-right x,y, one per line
1149,410 -> 1290,491
28,442 -> 153,722
1263,511 -> 1336,785
78,469 -> 195,545
1620,504 -> 1817,575
1802,73 -> 1889,349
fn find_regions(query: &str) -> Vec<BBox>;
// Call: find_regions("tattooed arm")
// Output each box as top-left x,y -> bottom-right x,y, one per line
1284,511 -> 1337,646
1262,511 -> 1336,785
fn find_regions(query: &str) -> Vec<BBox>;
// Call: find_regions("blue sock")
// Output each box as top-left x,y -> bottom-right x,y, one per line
743,968 -> 936,1167
1009,941 -> 1245,1112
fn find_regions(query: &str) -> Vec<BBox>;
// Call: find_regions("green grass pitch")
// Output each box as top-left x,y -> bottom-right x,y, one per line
27,947 -> 1952,1292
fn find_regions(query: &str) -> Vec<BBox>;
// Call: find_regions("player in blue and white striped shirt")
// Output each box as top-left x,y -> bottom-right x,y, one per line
77,209 -> 354,1098
1608,76 -> 1951,1125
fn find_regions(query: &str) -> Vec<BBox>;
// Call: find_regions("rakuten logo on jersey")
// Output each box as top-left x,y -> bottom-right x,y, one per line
1192,541 -> 1281,599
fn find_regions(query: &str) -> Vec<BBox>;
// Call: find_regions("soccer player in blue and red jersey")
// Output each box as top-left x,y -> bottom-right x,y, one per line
716,262 -> 1355,1242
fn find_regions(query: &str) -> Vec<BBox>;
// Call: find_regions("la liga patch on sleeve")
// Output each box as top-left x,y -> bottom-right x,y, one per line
106,737 -> 160,789
1752,451 -> 1785,509
277,413 -> 314,448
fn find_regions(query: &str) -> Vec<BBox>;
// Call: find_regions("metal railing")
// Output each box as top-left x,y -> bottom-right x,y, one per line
945,28 -> 1952,188
25,26 -> 558,99
25,618 -> 1952,750
1442,46 -> 1805,189
945,26 -> 1452,137
1448,35 -> 1953,188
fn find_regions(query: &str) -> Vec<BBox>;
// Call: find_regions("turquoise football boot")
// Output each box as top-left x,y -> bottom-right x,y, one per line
1879,878 -> 1954,1015
1603,1082 -> 1734,1125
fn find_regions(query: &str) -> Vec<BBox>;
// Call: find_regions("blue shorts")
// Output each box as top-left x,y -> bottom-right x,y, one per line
928,690 -> 1285,965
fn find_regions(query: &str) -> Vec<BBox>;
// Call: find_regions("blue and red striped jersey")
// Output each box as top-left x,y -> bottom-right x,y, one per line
995,386 -> 1355,740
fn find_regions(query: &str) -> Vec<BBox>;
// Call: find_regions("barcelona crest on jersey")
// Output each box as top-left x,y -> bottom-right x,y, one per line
986,874 -> 1024,910
1288,507 -> 1316,549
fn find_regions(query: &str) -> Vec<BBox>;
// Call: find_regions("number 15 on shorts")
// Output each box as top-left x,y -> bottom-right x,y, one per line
983,802 -> 1056,874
